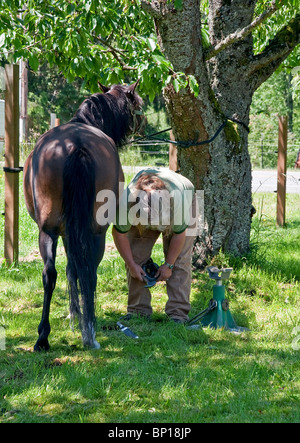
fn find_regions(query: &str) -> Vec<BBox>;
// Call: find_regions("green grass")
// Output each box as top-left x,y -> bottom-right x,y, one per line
0,169 -> 299,423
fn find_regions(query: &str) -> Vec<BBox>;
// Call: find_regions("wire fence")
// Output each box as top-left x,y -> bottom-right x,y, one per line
130,138 -> 300,170
249,133 -> 299,170
3,133 -> 299,171
128,126 -> 299,170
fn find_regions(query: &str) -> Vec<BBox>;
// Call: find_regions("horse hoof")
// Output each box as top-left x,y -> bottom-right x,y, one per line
82,325 -> 100,350
83,340 -> 101,350
34,339 -> 50,352
92,340 -> 101,350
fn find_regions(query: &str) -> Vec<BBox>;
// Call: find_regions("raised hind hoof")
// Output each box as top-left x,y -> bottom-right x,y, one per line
34,339 -> 50,352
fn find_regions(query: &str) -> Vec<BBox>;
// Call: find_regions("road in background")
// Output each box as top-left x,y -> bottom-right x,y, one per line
123,167 -> 300,195
252,170 -> 300,194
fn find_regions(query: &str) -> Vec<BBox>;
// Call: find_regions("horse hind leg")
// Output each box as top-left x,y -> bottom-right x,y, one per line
66,263 -> 82,330
81,234 -> 106,350
81,261 -> 99,350
34,230 -> 58,352
63,237 -> 82,331
63,236 -> 100,350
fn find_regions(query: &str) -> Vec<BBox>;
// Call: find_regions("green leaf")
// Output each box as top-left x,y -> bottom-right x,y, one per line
85,1 -> 92,13
148,89 -> 156,102
147,37 -> 156,52
201,27 -> 210,49
188,75 -> 199,97
174,0 -> 183,10
28,54 -> 39,71
173,78 -> 180,93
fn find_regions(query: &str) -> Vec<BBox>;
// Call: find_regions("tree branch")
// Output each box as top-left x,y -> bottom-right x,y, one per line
248,13 -> 300,88
205,0 -> 279,61
109,51 -> 137,71
92,35 -> 136,71
93,35 -> 126,55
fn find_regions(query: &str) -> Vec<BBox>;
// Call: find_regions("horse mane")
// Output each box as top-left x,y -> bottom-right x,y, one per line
70,85 -> 142,147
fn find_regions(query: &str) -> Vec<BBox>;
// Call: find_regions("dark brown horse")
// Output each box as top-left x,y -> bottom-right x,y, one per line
23,82 -> 143,351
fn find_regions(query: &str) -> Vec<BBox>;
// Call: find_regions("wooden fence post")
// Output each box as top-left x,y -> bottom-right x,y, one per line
4,64 -> 20,265
277,116 -> 288,227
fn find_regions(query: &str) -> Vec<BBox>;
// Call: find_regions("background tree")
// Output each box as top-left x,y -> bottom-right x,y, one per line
0,0 -> 299,265
27,63 -> 88,136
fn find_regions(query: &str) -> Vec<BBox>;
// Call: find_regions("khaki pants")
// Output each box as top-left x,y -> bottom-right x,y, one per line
125,227 -> 195,321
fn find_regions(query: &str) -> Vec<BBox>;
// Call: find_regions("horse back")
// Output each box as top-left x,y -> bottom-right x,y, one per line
25,123 -> 122,234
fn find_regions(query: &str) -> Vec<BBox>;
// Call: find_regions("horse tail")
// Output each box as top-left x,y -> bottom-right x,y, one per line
62,146 -> 98,348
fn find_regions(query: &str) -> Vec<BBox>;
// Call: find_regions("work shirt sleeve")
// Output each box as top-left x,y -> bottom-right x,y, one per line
114,188 -> 131,234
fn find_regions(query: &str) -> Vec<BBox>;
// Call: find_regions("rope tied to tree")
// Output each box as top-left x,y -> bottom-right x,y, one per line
126,116 -> 250,149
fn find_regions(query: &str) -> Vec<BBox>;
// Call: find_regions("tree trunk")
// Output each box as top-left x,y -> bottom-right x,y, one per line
143,0 -> 253,266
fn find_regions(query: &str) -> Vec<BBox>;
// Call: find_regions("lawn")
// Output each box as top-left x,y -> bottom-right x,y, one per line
0,169 -> 299,423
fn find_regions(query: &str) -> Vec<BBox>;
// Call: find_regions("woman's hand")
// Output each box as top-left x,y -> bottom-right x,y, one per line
155,264 -> 173,282
128,263 -> 146,282
113,228 -> 146,282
